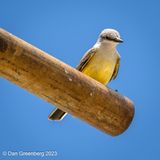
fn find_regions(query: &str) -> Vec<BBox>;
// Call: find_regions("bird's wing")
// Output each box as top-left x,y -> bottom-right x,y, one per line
110,54 -> 120,81
76,48 -> 97,71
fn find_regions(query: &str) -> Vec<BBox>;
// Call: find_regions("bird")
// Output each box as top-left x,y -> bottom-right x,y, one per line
48,28 -> 123,121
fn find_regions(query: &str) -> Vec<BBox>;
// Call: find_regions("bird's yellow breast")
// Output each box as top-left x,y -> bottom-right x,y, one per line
82,51 -> 117,85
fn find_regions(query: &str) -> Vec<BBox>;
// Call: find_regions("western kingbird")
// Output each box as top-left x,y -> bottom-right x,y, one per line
48,28 -> 123,121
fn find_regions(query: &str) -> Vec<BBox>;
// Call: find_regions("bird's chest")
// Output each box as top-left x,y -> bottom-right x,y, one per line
82,51 -> 117,84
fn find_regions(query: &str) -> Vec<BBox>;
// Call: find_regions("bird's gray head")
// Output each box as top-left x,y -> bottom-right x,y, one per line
98,29 -> 123,45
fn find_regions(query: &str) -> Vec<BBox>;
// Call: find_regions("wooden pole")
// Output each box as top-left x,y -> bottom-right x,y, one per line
0,28 -> 134,136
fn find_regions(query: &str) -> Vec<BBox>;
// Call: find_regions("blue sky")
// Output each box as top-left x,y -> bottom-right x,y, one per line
0,0 -> 160,159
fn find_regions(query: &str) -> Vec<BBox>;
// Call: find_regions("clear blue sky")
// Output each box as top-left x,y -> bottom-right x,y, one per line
0,0 -> 160,159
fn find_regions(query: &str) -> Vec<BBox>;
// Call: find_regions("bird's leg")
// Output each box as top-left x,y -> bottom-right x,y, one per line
105,85 -> 118,92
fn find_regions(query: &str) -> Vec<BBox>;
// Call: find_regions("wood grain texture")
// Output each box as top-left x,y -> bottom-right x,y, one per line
0,28 -> 135,136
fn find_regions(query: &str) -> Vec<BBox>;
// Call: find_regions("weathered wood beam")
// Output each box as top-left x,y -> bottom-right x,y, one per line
0,28 -> 134,136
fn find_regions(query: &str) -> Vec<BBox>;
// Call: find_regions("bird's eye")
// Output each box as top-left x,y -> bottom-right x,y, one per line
105,36 -> 110,40
100,35 -> 109,40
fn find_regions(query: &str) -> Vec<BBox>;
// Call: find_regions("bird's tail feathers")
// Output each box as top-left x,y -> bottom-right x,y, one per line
48,109 -> 67,121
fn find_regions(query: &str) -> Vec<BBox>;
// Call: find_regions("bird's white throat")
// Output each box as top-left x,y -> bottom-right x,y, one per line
94,41 -> 117,56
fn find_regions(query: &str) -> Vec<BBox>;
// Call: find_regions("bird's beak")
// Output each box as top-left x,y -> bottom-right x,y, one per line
115,37 -> 123,43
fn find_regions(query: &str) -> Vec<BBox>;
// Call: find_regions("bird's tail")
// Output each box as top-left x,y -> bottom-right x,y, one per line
48,109 -> 67,121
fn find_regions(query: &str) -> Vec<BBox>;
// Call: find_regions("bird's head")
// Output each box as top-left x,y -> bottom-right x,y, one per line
98,29 -> 123,46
